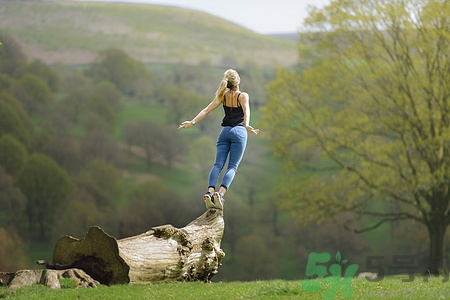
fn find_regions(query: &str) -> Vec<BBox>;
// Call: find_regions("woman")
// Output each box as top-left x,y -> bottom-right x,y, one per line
178,69 -> 259,210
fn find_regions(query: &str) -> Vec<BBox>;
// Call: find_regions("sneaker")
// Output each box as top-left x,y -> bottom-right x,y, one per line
203,192 -> 215,209
213,192 -> 224,210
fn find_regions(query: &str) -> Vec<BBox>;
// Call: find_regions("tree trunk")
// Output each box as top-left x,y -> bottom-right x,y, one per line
426,220 -> 448,275
144,146 -> 152,170
43,209 -> 225,285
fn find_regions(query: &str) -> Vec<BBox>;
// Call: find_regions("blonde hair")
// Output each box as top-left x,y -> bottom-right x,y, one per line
215,69 -> 240,104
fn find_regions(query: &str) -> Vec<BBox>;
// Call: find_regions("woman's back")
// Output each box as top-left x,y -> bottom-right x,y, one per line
222,91 -> 244,127
223,90 -> 242,108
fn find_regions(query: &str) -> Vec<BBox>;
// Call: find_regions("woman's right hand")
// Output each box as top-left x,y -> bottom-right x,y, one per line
178,120 -> 195,129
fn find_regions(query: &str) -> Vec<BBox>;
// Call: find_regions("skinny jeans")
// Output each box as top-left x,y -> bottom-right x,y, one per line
208,126 -> 247,190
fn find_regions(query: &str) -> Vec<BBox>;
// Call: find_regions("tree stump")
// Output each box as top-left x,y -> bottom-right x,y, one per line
44,209 -> 225,285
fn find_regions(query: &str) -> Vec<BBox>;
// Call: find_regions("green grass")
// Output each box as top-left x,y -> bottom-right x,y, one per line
1,277 -> 449,299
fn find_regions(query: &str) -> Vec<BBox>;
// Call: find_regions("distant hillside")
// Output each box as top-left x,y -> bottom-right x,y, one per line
269,33 -> 299,42
0,0 -> 298,68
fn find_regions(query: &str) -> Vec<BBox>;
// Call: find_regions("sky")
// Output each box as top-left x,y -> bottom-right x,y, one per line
80,0 -> 332,34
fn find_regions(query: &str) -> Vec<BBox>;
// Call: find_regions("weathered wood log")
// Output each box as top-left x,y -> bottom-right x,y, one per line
0,268 -> 99,289
44,209 -> 225,285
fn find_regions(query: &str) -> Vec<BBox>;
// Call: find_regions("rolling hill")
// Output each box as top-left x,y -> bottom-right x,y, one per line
0,0 -> 298,67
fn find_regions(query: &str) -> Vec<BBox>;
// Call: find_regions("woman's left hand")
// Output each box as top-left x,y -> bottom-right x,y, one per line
246,125 -> 260,135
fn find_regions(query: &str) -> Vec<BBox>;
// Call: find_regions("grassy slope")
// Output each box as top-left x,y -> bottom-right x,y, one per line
0,0 -> 297,67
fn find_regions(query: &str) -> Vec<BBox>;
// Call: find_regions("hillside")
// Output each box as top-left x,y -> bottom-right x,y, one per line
0,0 -> 298,67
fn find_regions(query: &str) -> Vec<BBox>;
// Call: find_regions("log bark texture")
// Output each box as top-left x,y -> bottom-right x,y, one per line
45,209 -> 225,285
0,269 -> 99,289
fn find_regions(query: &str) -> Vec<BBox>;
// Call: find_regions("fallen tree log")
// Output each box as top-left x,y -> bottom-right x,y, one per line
42,208 -> 225,285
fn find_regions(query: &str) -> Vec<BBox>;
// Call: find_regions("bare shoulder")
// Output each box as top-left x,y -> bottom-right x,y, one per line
239,92 -> 249,101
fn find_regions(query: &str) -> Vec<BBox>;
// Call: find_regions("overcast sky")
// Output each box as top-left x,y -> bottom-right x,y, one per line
80,0 -> 332,34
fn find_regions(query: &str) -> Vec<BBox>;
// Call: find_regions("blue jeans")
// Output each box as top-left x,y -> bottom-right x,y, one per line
208,126 -> 248,191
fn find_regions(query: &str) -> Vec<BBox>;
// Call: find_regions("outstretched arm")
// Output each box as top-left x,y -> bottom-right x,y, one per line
239,93 -> 259,135
178,96 -> 221,129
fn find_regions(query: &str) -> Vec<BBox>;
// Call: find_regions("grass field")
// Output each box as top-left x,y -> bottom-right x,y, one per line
1,276 -> 449,299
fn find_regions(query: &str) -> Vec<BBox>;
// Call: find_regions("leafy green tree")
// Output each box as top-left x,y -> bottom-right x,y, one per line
239,62 -> 268,108
15,59 -> 60,92
57,68 -> 92,122
0,100 -> 32,148
0,168 -> 26,229
40,103 -> 75,137
93,81 -> 123,112
77,159 -> 122,209
0,73 -> 14,91
170,63 -> 214,95
161,85 -> 207,127
0,33 -> 26,76
188,135 -> 216,175
55,62 -> 91,92
80,111 -> 110,134
0,92 -> 34,135
262,0 -> 450,274
0,134 -> 27,177
62,85 -> 90,123
123,121 -> 139,153
86,48 -> 149,96
119,179 -> 166,237
79,81 -> 123,133
18,73 -> 51,110
236,165 -> 270,210
51,188 -> 105,240
80,127 -> 122,165
119,179 -> 192,238
33,124 -> 81,174
16,153 -> 73,241
160,85 -> 190,126
86,94 -> 116,132
159,84 -> 218,135
123,120 -> 161,170
123,120 -> 185,170
157,127 -> 187,169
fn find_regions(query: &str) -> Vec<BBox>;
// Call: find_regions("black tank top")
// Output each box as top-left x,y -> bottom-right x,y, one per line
221,93 -> 244,127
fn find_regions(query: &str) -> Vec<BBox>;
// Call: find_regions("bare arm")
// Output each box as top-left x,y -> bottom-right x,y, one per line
178,96 -> 222,129
239,92 -> 259,135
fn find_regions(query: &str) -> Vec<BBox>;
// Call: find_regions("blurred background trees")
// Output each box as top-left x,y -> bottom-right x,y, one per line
2,10 -> 442,281
86,48 -> 151,97
16,153 -> 73,242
